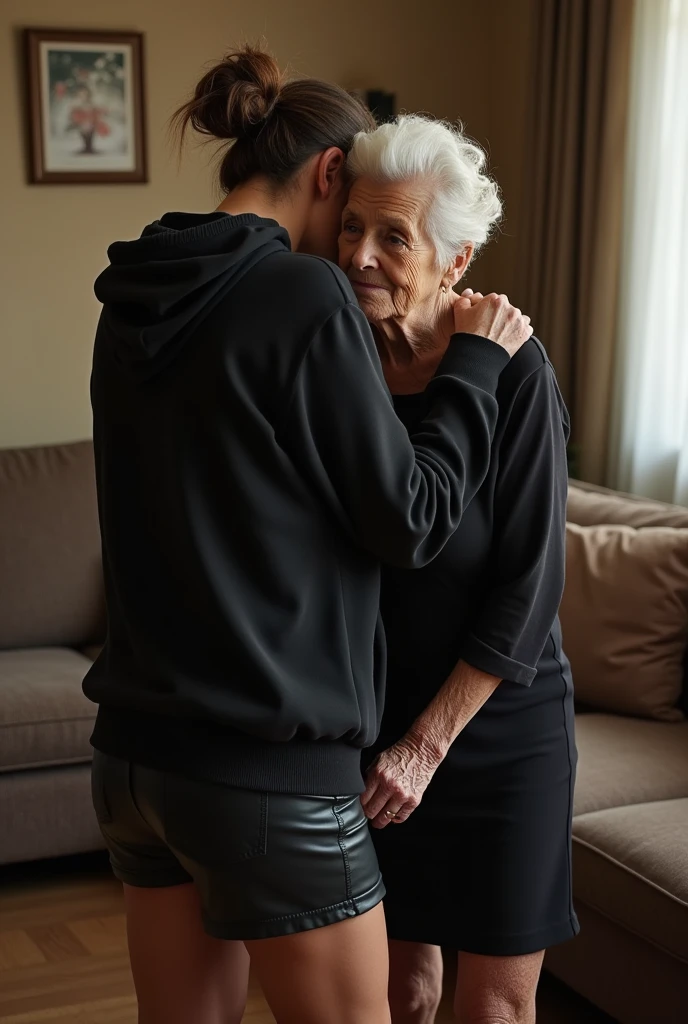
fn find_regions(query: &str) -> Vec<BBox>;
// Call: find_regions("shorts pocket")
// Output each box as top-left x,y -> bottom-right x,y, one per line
163,776 -> 268,868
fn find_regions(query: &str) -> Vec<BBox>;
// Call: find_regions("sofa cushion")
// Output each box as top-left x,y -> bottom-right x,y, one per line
573,714 -> 688,815
572,799 -> 688,963
0,764 -> 103,866
561,523 -> 688,721
568,481 -> 688,529
0,648 -> 96,771
0,441 -> 105,650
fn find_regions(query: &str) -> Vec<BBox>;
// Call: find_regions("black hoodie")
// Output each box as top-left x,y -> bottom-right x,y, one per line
84,212 -> 510,795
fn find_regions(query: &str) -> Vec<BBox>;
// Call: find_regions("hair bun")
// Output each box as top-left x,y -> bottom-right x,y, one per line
173,45 -> 375,195
181,46 -> 282,142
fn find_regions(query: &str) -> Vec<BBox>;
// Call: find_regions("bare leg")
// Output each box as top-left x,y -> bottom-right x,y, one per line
123,883 -> 250,1024
384,940 -> 443,1024
454,950 -> 545,1024
247,902 -> 391,1024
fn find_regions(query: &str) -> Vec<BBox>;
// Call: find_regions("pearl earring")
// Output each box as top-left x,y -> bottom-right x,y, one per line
441,285 -> 447,293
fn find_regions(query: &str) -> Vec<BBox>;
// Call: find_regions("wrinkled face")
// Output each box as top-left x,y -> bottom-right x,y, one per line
338,177 -> 445,321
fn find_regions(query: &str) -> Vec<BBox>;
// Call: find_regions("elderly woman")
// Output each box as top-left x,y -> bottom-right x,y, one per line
338,115 -> 578,1024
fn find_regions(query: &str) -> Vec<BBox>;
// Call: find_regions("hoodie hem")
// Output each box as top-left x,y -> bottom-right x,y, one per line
90,706 -> 365,796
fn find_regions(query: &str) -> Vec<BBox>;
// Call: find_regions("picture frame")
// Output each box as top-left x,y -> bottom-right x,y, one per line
25,28 -> 147,184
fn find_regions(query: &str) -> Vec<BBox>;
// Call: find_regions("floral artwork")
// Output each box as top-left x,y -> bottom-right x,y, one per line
26,30 -> 146,184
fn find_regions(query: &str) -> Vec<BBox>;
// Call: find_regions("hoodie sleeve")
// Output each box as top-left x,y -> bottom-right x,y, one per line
278,301 -> 510,569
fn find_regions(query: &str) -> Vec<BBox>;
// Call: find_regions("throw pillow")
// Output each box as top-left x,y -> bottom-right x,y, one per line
561,523 -> 688,721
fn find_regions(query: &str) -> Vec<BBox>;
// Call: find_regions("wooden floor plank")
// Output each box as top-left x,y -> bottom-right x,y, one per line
0,880 -> 123,934
67,916 -> 127,957
25,926 -> 89,964
0,952 -> 134,1017
0,932 -> 45,973
0,995 -> 136,1024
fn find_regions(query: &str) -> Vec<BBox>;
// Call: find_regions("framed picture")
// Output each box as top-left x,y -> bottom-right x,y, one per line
25,29 -> 147,184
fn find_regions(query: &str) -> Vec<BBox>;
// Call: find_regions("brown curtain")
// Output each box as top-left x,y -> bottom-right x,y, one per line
518,0 -> 634,483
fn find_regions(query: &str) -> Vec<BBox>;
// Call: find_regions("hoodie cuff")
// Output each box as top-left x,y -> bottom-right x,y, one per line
434,334 -> 510,396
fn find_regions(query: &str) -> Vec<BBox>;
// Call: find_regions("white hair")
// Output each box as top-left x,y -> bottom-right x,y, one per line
347,114 -> 502,267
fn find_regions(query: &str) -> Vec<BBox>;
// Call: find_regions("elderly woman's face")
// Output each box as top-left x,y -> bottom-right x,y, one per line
338,178 -> 445,322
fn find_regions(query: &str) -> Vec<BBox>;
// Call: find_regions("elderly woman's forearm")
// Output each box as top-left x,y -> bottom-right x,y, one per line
406,660 -> 501,763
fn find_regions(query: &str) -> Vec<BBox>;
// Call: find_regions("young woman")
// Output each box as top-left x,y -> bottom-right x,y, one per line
84,47 -> 531,1024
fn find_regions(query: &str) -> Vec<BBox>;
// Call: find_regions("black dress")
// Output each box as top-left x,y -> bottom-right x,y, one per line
370,338 -> 579,956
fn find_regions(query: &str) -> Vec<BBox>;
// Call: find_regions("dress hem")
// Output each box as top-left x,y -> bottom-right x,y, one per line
385,914 -> 581,957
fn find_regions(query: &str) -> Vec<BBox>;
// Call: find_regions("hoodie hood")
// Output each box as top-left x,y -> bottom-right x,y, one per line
94,212 -> 290,377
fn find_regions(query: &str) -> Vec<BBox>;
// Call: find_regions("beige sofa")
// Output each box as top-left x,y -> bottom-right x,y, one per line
0,441 -> 105,864
547,481 -> 688,1024
1,443 -> 687,1023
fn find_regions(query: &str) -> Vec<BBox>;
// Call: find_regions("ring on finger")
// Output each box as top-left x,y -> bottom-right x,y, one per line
385,809 -> 401,819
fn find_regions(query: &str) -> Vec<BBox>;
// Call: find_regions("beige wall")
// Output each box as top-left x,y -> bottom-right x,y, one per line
1,0 -> 535,448
455,0 -> 538,300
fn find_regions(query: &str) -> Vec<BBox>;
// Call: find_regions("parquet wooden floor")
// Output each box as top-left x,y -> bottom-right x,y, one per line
0,858 -> 612,1023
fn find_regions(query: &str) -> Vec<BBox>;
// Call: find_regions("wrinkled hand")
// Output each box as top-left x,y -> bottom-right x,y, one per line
361,736 -> 440,829
453,289 -> 532,358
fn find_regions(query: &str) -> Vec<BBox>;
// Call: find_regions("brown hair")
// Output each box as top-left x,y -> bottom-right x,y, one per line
173,46 -> 375,192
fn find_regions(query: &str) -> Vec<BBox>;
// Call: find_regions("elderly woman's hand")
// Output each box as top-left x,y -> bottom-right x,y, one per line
454,290 -> 532,357
361,734 -> 442,829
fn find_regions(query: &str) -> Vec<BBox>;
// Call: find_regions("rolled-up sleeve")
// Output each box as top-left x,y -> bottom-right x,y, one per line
460,362 -> 570,686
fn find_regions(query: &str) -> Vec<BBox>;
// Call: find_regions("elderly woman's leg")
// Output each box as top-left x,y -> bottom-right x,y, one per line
387,940 -> 444,1024
453,950 -> 545,1024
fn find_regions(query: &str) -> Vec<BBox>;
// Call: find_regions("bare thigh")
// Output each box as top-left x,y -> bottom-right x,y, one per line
247,902 -> 391,1024
124,883 -> 249,1024
454,950 -> 545,1024
387,941 -> 444,1024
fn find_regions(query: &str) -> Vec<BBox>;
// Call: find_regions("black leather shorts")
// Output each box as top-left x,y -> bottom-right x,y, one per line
91,751 -> 384,940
